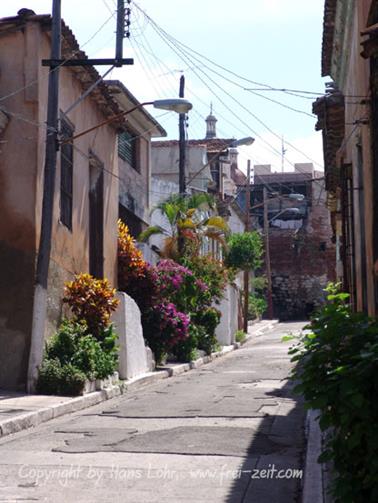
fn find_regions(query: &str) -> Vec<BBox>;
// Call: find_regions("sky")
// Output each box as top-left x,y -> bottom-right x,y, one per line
1,1 -> 327,173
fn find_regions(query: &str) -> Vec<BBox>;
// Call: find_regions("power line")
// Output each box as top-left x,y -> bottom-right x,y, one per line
133,6 -> 325,172
0,10 -> 116,103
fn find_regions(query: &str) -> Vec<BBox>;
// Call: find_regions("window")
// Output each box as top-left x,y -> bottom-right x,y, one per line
60,119 -> 74,230
118,129 -> 139,171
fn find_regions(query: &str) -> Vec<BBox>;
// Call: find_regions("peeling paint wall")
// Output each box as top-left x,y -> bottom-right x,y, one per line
0,21 -> 119,389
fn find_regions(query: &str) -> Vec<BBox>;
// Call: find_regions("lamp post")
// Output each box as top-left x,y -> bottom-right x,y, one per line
67,98 -> 193,143
27,96 -> 192,392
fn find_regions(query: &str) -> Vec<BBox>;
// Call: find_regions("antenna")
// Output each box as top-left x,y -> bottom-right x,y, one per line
281,135 -> 287,173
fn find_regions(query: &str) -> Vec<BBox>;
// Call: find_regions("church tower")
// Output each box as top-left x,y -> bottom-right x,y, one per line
205,103 -> 217,139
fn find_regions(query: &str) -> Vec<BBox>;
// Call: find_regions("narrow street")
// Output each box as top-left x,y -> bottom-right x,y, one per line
0,322 -> 305,503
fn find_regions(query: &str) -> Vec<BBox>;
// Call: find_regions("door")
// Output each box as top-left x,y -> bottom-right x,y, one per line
89,157 -> 104,279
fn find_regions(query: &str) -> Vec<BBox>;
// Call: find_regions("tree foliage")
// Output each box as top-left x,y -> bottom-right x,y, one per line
139,193 -> 229,260
224,231 -> 263,271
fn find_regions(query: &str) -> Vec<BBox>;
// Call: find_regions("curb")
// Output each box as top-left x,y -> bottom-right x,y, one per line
0,321 -> 277,440
247,319 -> 279,338
302,409 -> 323,503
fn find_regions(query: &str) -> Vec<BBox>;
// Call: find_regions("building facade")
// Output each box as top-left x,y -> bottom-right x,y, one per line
107,80 -> 166,239
314,0 -> 378,315
0,10 -> 125,389
251,164 -> 336,320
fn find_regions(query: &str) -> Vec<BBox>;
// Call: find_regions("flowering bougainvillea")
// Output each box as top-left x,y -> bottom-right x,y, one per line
143,302 -> 190,364
154,259 -> 211,312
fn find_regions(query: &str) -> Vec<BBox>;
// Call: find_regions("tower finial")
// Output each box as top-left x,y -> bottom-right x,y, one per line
205,103 -> 217,139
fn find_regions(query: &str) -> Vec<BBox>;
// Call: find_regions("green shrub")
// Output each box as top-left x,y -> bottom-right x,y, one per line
235,330 -> 247,343
288,283 -> 378,502
59,364 -> 86,396
193,307 -> 221,354
45,319 -> 87,364
37,358 -> 63,395
251,275 -> 267,292
248,293 -> 267,320
171,324 -> 199,362
225,232 -> 263,271
37,319 -> 118,395
37,359 -> 86,396
180,255 -> 230,304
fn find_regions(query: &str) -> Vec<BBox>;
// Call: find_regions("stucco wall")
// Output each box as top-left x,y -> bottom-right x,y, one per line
330,0 -> 376,314
0,21 -> 119,388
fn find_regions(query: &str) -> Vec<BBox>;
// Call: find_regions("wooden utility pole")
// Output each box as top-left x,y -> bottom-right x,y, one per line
243,160 -> 251,333
178,74 -> 186,195
28,0 -> 133,391
263,187 -> 274,319
28,0 -> 61,391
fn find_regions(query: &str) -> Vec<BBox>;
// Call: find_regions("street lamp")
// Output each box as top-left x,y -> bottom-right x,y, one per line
152,98 -> 192,114
67,98 -> 193,143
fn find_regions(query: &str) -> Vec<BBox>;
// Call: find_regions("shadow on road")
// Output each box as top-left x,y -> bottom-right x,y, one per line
225,370 -> 305,503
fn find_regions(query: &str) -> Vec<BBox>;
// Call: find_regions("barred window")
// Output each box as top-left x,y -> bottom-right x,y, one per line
118,129 -> 139,171
60,119 -> 74,230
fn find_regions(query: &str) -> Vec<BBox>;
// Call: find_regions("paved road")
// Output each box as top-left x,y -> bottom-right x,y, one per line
0,322 -> 305,503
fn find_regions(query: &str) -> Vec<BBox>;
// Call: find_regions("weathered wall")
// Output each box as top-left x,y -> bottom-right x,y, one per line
325,0 -> 376,314
0,27 -> 39,389
0,21 -> 119,388
268,181 -> 336,320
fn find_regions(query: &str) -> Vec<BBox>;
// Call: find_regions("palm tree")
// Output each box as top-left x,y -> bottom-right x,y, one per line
139,193 -> 229,260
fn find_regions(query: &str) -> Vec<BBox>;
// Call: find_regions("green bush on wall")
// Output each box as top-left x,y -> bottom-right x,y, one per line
37,320 -> 118,396
288,283 -> 378,503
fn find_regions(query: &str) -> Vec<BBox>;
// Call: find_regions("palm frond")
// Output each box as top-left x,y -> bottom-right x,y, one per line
204,216 -> 230,233
138,225 -> 165,242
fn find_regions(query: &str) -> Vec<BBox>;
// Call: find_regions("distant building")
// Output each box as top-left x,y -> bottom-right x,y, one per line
251,164 -> 336,320
151,107 -> 245,198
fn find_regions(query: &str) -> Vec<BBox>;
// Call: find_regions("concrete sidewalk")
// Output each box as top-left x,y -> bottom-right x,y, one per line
0,319 -> 278,439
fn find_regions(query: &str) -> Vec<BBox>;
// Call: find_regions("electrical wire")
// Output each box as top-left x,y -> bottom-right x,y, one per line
145,17 -> 325,170
0,10 -> 116,103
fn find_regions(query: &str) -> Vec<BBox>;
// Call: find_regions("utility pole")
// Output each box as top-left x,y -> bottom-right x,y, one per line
28,0 -> 133,391
243,160 -> 251,333
178,74 -> 186,195
28,0 -> 61,391
263,187 -> 274,319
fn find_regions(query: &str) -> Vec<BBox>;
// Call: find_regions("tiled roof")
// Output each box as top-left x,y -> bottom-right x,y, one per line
231,165 -> 247,186
322,0 -> 338,77
152,138 -> 234,152
0,10 -> 124,126
312,91 -> 345,192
